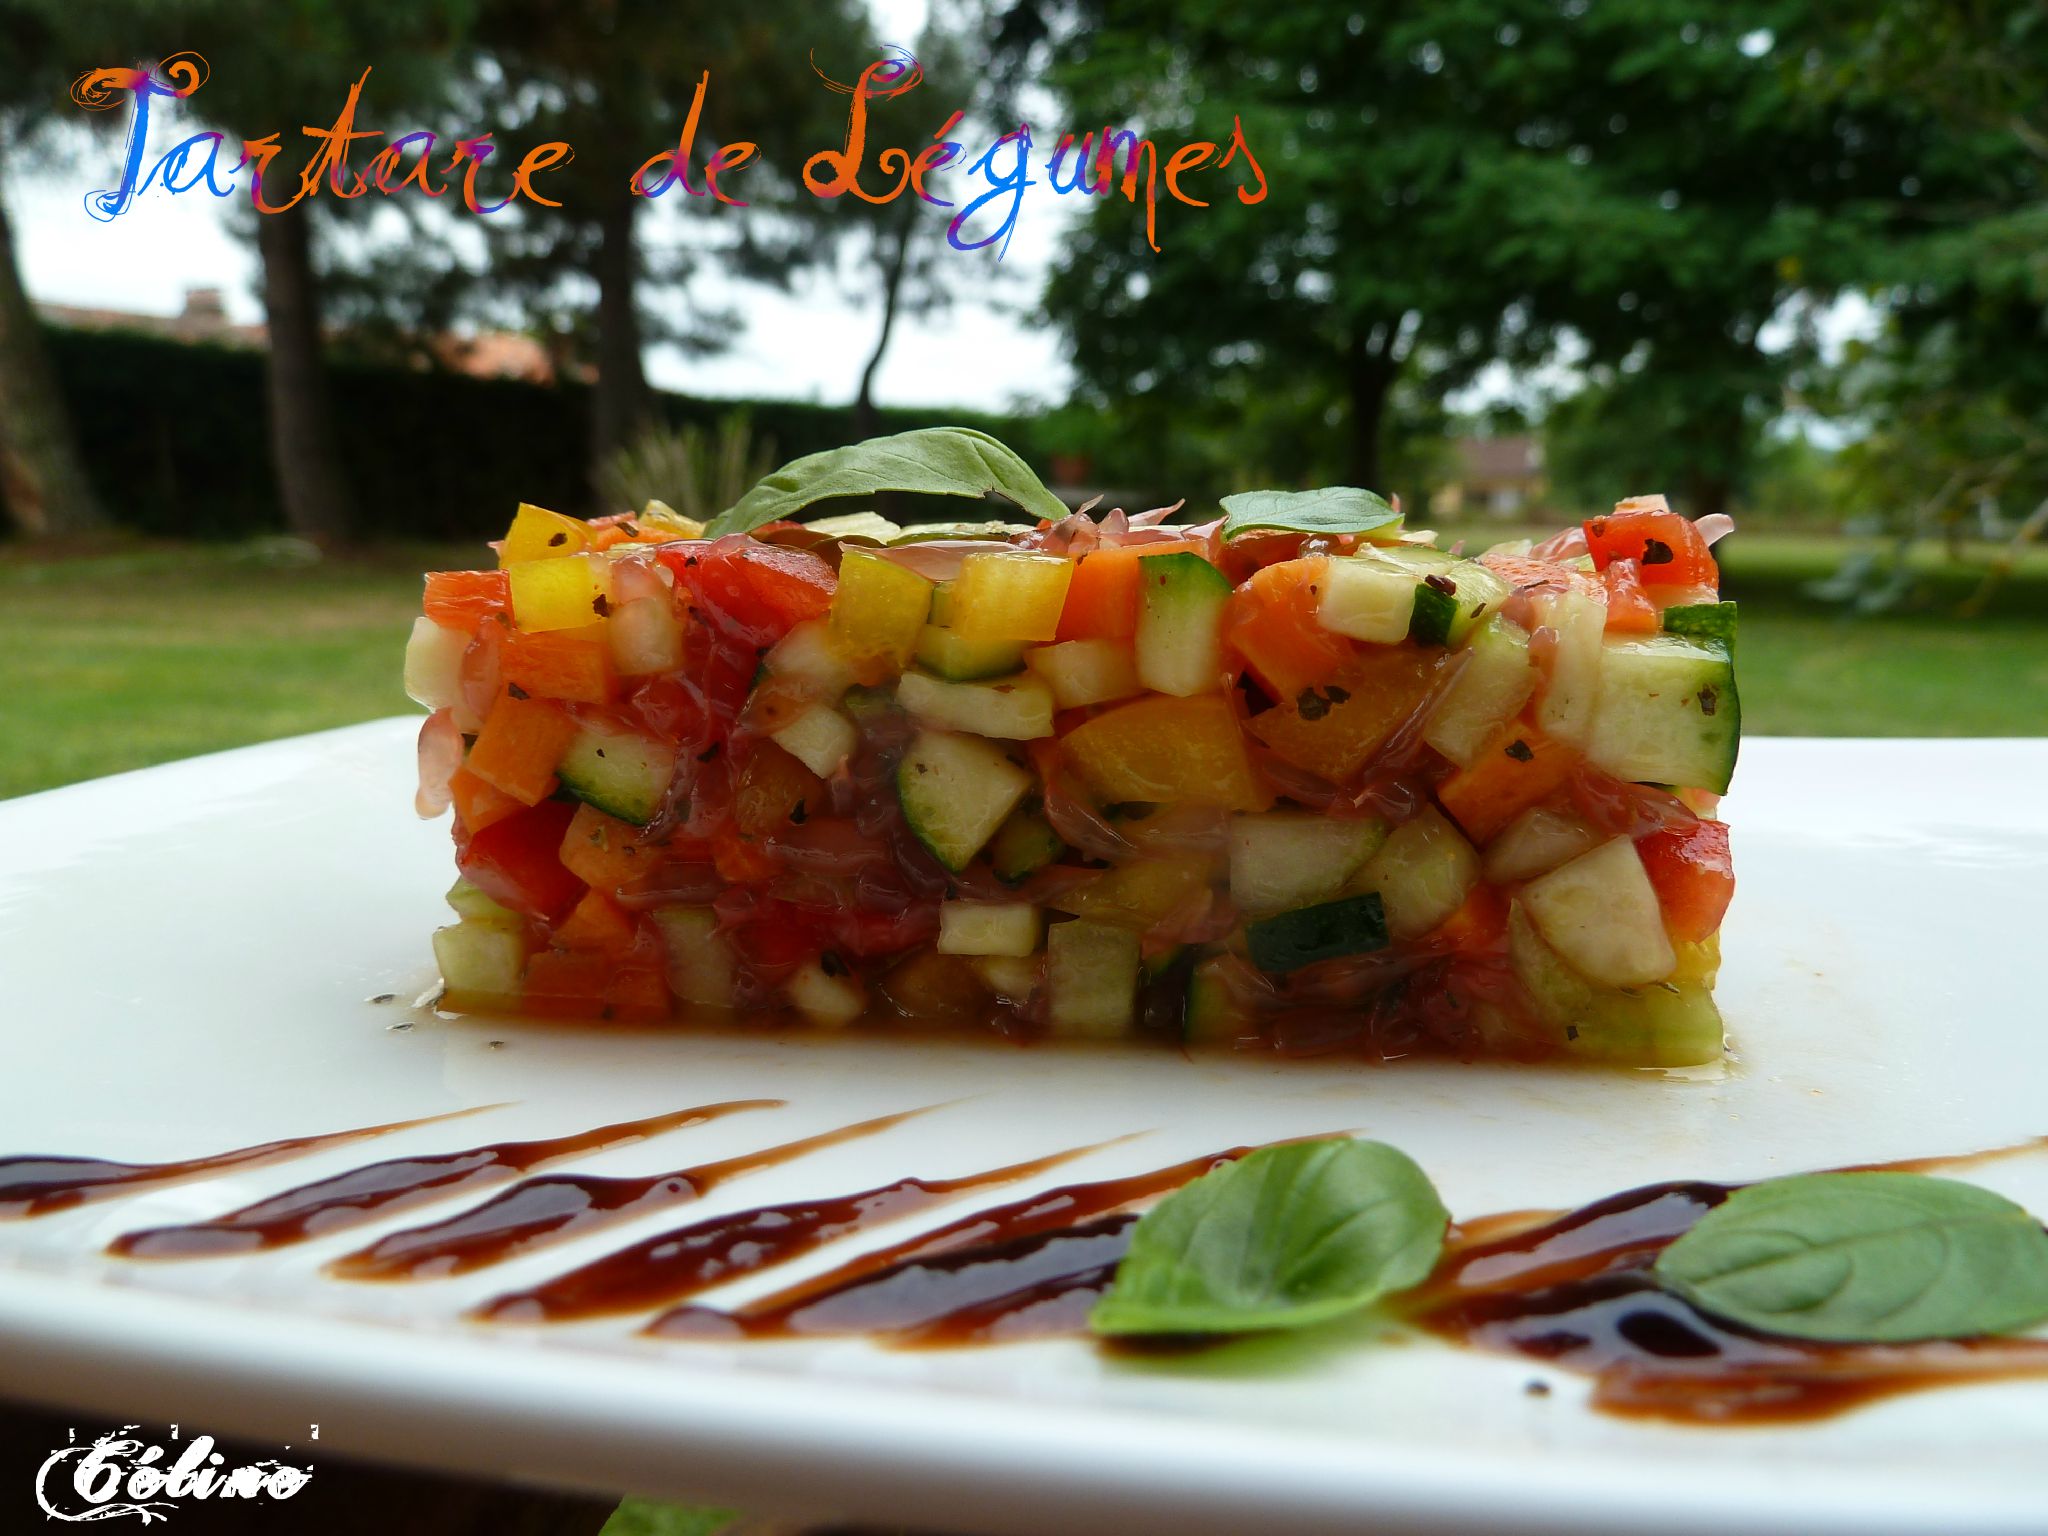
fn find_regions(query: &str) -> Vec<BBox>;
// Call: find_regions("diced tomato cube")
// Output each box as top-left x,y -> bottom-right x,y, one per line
1636,818 -> 1735,944
662,540 -> 836,643
457,799 -> 584,921
1600,559 -> 1661,634
1583,507 -> 1717,588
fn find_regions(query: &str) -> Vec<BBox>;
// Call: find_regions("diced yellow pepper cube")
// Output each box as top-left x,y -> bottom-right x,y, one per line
948,552 -> 1075,642
828,547 -> 933,679
499,503 -> 592,566
509,552 -> 614,633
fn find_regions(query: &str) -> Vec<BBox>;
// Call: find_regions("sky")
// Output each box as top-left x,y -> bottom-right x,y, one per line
9,0 -> 1083,415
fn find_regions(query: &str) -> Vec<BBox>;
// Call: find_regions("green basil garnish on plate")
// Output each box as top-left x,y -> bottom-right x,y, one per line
1655,1172 -> 2048,1343
1089,1139 -> 1448,1336
1217,486 -> 1404,542
707,426 -> 1071,535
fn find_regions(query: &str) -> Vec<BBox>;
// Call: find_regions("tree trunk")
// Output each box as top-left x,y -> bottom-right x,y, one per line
853,210 -> 915,442
1345,333 -> 1394,490
255,207 -> 353,547
593,188 -> 652,489
0,177 -> 106,538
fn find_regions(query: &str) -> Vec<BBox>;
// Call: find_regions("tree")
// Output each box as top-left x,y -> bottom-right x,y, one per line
160,1 -> 475,546
1026,0 -> 1566,495
468,2 -> 872,493
0,2 -> 108,538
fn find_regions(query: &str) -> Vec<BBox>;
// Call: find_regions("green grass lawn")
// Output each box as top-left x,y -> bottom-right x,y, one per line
2,531 -> 2044,801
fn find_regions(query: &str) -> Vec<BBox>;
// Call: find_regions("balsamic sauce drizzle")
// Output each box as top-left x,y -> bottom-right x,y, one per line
472,1136 -> 1131,1323
104,1100 -> 778,1260
12,1103 -> 2048,1427
331,1105 -> 936,1282
0,1105 -> 503,1220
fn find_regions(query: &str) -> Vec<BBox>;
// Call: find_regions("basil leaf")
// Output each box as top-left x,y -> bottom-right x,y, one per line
707,427 -> 1070,535
1218,486 -> 1403,542
1089,1140 -> 1448,1336
1655,1172 -> 2048,1343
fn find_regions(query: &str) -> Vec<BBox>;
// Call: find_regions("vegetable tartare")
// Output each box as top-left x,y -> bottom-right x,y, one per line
408,430 -> 1737,1065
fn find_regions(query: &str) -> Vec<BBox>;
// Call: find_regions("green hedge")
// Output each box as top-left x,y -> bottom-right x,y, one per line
28,325 -> 1053,541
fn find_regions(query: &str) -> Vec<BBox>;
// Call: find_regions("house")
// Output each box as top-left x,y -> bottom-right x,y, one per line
36,286 -> 572,383
1429,435 -> 1549,520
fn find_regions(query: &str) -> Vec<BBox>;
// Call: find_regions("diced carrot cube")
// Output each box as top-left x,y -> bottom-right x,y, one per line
553,888 -> 639,954
557,801 -> 658,893
1426,883 -> 1509,951
423,569 -> 509,628
520,947 -> 611,1018
1436,719 -> 1579,844
450,766 -> 524,834
605,963 -> 670,1021
1056,540 -> 1204,642
466,692 -> 578,806
501,623 -> 617,704
1225,558 -> 1358,701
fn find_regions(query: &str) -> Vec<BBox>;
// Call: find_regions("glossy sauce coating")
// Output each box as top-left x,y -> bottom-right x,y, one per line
0,1107 -> 495,1220
473,1137 -> 1116,1323
105,1100 -> 776,1260
331,1105 -> 927,1281
643,1149 -> 1247,1341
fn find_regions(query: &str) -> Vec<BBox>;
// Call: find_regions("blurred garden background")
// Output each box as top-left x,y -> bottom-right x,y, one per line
3,0 -> 2046,803
0,3 -> 2043,1529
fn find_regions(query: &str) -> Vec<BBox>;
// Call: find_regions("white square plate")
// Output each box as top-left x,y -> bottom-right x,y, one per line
2,721 -> 2045,1535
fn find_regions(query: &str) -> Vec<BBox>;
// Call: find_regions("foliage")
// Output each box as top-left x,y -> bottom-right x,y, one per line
16,323 -> 1049,542
597,416 -> 777,524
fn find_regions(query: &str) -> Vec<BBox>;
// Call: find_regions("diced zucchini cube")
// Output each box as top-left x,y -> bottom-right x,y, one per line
896,670 -> 1055,740
1349,806 -> 1478,939
1422,615 -> 1535,766
433,920 -> 524,1009
1045,919 -> 1141,1037
1520,837 -> 1675,988
937,901 -> 1041,957
771,703 -> 858,778
896,730 -> 1034,870
765,618 -> 858,699
650,906 -> 736,1010
914,625 -> 1028,681
1135,551 -> 1230,697
1228,812 -> 1387,917
607,595 -> 684,676
1317,555 -> 1419,644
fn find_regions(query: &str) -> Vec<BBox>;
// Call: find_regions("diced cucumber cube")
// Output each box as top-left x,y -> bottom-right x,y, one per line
771,703 -> 858,778
1317,554 -> 1420,644
1350,806 -> 1478,939
608,594 -> 684,676
987,803 -> 1066,882
914,624 -> 1028,681
1245,892 -> 1389,974
1533,587 -> 1606,746
1408,559 -> 1511,647
557,721 -> 676,826
650,906 -> 736,1010
1135,551 -> 1230,696
1520,836 -> 1675,988
896,729 -> 1034,871
1422,615 -> 1536,766
433,920 -> 524,1008
1585,634 -> 1740,794
1481,806 -> 1602,884
765,618 -> 857,699
897,669 -> 1055,739
1228,812 -> 1387,917
1045,919 -> 1141,1036
445,877 -> 521,928
937,901 -> 1041,957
